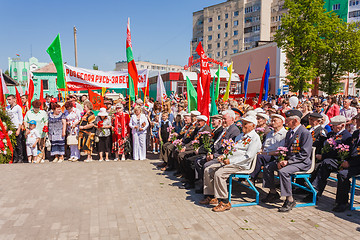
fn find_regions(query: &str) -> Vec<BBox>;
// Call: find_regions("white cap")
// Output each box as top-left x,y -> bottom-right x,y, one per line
330,115 -> 346,125
245,110 -> 257,117
257,113 -> 269,121
241,116 -> 257,127
196,115 -> 208,122
271,113 -> 285,122
191,110 -> 201,116
97,108 -> 108,117
254,108 -> 265,113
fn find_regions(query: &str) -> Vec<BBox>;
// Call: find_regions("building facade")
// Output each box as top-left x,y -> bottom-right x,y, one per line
115,60 -> 183,72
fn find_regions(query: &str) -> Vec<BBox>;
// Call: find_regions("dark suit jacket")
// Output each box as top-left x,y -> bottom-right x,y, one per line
184,124 -> 212,150
284,125 -> 313,169
182,122 -> 199,145
347,130 -> 360,167
213,123 -> 241,158
311,126 -> 327,155
197,126 -> 223,155
322,129 -> 352,160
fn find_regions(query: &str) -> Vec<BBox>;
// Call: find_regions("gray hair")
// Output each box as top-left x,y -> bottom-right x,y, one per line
222,110 -> 236,120
289,115 -> 301,122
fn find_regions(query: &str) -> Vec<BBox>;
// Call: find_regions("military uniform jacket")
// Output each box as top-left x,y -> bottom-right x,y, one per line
184,124 -> 212,151
322,129 -> 352,160
213,123 -> 241,158
348,130 -> 360,167
182,122 -> 199,145
284,125 -> 313,169
310,125 -> 327,155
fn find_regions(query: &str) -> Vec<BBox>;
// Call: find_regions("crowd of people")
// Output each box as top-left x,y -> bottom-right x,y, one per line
5,92 -> 360,213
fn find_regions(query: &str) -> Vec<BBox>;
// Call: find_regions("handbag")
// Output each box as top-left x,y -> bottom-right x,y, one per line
67,135 -> 78,145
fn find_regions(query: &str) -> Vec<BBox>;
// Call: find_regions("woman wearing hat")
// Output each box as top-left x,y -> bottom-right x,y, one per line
112,104 -> 130,161
95,108 -> 112,161
129,106 -> 149,160
78,101 -> 96,162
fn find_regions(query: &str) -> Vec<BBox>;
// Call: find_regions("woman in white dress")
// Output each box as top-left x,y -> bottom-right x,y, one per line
64,101 -> 81,161
129,106 -> 149,160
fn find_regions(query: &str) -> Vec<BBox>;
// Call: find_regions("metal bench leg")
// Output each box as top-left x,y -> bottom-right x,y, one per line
246,178 -> 259,204
350,176 -> 357,211
228,174 -> 233,204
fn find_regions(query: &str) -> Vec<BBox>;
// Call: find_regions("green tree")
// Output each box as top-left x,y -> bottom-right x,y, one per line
318,17 -> 360,95
275,0 -> 326,96
93,64 -> 98,70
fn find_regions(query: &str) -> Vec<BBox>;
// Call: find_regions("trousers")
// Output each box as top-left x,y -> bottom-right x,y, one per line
312,158 -> 339,196
132,132 -> 147,160
13,130 -> 25,163
250,154 -> 274,179
203,163 -> 243,199
336,166 -> 360,205
69,145 -> 80,159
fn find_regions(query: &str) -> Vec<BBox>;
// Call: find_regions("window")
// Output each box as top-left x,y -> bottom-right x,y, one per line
234,20 -> 239,26
209,17 -> 213,22
276,16 -> 278,21
217,42 -> 220,48
225,22 -> 228,28
218,15 -> 221,20
254,15 -> 260,22
349,10 -> 360,18
42,79 -> 49,90
245,6 -> 252,13
208,44 -> 212,49
233,49 -> 238,54
333,4 -> 340,10
217,52 -> 220,57
278,15 -> 281,21
22,69 -> 27,78
244,27 -> 252,34
233,30 -> 238,36
233,40 -> 239,45
245,17 -> 252,23
217,33 -> 220,39
224,51 -> 227,56
208,26 -> 212,31
217,24 -> 221,29
224,41 -> 228,47
253,25 -> 260,32
234,11 -> 239,16
225,13 -> 228,19
225,32 -> 228,38
208,53 -> 212,58
208,35 -> 212,41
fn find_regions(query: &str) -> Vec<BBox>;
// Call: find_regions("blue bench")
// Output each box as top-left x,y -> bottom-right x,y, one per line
350,175 -> 360,211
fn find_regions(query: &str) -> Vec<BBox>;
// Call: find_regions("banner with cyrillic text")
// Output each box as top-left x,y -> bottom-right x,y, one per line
64,64 -> 148,91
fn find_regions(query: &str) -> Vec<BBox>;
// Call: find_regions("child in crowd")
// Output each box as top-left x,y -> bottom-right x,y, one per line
173,114 -> 184,134
151,114 -> 160,154
160,112 -> 170,145
25,120 -> 40,163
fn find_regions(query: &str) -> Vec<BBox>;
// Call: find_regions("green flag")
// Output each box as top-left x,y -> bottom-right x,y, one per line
215,65 -> 220,100
46,34 -> 66,89
210,76 -> 218,119
186,76 -> 197,112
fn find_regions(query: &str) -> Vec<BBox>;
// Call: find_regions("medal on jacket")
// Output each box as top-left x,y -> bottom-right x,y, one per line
291,135 -> 300,153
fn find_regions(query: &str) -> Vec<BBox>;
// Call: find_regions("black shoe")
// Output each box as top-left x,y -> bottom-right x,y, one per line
332,204 -> 349,212
179,183 -> 195,189
261,192 -> 281,203
195,188 -> 203,194
278,200 -> 296,212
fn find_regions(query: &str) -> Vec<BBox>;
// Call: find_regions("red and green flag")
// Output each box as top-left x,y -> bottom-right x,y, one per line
46,34 -> 66,90
126,18 -> 139,102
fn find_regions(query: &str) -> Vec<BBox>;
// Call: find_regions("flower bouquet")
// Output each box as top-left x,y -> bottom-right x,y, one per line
199,131 -> 213,153
0,109 -> 16,164
42,125 -> 49,133
221,139 -> 236,159
276,146 -> 288,162
97,121 -> 105,134
191,139 -> 200,151
321,138 -> 336,155
336,144 -> 350,170
255,127 -> 265,142
173,139 -> 183,151
167,126 -> 177,142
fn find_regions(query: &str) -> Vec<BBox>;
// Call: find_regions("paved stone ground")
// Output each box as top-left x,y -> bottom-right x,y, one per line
0,157 -> 360,240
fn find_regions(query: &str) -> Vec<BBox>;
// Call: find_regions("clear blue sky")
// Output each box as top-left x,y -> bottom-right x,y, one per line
0,0 -> 223,72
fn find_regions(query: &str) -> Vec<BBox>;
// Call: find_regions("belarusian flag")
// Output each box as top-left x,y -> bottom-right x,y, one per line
126,18 -> 139,102
46,34 -> 66,90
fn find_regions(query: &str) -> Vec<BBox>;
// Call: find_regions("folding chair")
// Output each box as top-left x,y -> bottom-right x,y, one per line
350,175 -> 360,211
291,147 -> 317,207
228,156 -> 259,207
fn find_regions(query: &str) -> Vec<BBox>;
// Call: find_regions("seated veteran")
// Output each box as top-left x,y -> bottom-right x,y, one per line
250,114 -> 287,181
256,112 -> 272,139
199,115 -> 261,212
262,109 -> 313,212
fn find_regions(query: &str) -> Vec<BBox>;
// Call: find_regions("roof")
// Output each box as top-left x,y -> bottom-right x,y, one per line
33,62 -> 56,73
2,73 -> 18,86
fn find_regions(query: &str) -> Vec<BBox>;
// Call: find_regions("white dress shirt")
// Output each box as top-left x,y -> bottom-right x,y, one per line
6,104 -> 23,129
262,127 -> 287,153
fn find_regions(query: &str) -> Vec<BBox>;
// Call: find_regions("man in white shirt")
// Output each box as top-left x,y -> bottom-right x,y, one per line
250,114 -> 287,181
340,98 -> 357,133
6,94 -> 25,163
199,115 -> 261,212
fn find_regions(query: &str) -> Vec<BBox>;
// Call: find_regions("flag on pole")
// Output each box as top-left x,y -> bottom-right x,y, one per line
27,72 -> 34,109
215,65 -> 221,101
126,18 -> 139,102
244,63 -> 251,99
156,71 -> 167,104
223,61 -> 233,101
258,58 -> 270,105
46,34 -> 66,90
210,76 -> 218,118
88,89 -> 104,110
39,80 -> 45,110
186,76 -> 197,112
101,87 -> 106,97
15,87 -> 22,107
0,70 -> 9,108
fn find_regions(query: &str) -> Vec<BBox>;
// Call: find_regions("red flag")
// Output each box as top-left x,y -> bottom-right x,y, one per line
28,78 -> 34,109
126,18 -> 139,98
88,89 -> 104,110
195,42 -> 211,118
39,80 -> 45,110
15,87 -> 22,106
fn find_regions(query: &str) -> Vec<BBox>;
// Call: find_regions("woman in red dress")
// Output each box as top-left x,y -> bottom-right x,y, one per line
112,104 -> 130,161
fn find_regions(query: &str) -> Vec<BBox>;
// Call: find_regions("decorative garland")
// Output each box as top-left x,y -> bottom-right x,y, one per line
0,108 -> 16,164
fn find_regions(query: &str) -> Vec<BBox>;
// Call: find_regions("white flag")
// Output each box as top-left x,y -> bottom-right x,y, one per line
156,71 -> 167,103
0,69 -> 10,94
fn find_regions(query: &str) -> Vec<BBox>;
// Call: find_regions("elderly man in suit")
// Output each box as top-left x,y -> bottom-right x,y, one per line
262,109 -> 313,212
199,115 -> 261,212
194,110 -> 241,193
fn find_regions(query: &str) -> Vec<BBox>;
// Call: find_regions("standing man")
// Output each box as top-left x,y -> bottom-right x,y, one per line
340,98 -> 357,133
262,110 -> 313,212
6,94 -> 25,163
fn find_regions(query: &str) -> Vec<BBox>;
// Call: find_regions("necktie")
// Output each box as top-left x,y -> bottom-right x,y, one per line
290,130 -> 294,139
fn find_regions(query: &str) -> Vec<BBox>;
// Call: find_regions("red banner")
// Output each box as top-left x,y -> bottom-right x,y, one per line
196,42 -> 210,118
88,89 -> 104,111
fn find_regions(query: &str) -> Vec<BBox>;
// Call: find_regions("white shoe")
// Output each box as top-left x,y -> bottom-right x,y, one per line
105,159 -> 110,162
53,157 -> 59,163
58,158 -> 64,163
69,157 -> 75,161
72,158 -> 78,162
114,158 -> 119,161
40,159 -> 45,163
84,159 -> 92,163
121,156 -> 126,161
99,159 -> 103,162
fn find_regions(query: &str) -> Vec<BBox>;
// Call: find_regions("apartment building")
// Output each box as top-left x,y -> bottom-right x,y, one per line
115,60 -> 183,72
191,0 -> 285,64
